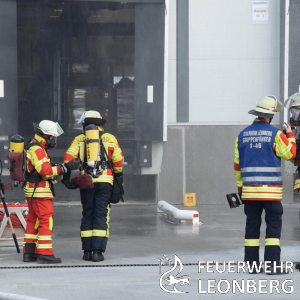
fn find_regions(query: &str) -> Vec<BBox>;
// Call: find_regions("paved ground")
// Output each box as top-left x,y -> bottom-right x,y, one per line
0,202 -> 300,299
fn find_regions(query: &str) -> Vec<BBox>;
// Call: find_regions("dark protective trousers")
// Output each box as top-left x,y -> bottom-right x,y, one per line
80,182 -> 112,252
244,200 -> 283,263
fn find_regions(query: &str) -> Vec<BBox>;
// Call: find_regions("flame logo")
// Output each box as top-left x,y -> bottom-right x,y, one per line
159,254 -> 191,294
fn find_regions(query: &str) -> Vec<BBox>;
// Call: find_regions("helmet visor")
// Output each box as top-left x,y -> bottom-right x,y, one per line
51,123 -> 64,137
290,107 -> 300,125
77,112 -> 86,124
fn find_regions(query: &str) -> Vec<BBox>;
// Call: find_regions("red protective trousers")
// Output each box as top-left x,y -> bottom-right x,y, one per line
23,197 -> 54,256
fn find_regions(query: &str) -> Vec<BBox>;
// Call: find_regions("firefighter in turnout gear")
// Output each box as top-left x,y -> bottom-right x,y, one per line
23,120 -> 79,264
234,96 -> 296,274
63,111 -> 123,262
285,92 -> 300,192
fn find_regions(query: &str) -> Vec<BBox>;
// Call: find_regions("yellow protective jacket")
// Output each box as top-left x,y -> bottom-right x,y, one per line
234,118 -> 296,201
24,134 -> 62,199
64,127 -> 123,185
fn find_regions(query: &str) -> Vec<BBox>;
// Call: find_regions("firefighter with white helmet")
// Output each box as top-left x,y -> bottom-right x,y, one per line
285,92 -> 300,126
286,93 -> 300,271
23,120 -> 79,264
63,110 -> 123,262
234,96 -> 296,274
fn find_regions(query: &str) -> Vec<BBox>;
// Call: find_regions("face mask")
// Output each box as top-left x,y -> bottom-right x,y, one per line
47,136 -> 57,149
290,107 -> 300,126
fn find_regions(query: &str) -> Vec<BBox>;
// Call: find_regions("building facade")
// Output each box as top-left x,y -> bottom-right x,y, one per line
0,0 -> 297,204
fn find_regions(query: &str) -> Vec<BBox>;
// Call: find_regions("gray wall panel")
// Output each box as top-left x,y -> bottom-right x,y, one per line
0,0 -> 18,176
0,0 -> 18,136
135,3 -> 165,141
185,125 -> 243,204
157,127 -> 184,204
177,0 -> 189,122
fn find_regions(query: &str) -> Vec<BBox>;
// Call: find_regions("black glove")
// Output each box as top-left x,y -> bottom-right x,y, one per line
114,172 -> 123,178
62,180 -> 78,190
65,160 -> 81,171
58,161 -> 80,175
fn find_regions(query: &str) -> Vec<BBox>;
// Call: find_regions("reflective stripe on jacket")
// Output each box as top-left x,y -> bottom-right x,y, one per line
64,127 -> 123,185
234,118 -> 296,201
24,134 -> 62,199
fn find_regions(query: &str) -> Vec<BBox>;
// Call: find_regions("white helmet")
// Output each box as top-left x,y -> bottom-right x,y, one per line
248,95 -> 283,118
285,92 -> 300,108
77,110 -> 107,126
285,93 -> 300,126
33,120 -> 64,137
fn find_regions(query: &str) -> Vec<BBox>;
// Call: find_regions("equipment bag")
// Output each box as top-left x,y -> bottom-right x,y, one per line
110,175 -> 124,204
71,174 -> 94,190
6,152 -> 25,182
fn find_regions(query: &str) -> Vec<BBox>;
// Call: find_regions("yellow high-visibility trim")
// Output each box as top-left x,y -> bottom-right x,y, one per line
81,230 -> 93,237
92,230 -> 107,237
79,142 -> 85,162
265,238 -> 280,246
49,217 -> 53,231
106,204 -> 110,238
38,236 -> 52,241
34,218 -> 40,230
24,234 -> 38,239
52,167 -> 57,176
242,187 -> 282,192
24,187 -> 52,192
113,167 -> 123,173
276,143 -> 292,156
34,157 -> 48,168
36,244 -> 53,249
26,152 -> 33,160
244,239 -> 260,247
112,148 -> 121,156
242,194 -> 282,199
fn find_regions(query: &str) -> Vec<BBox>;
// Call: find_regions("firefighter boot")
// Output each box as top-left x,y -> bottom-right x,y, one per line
83,250 -> 92,261
23,253 -> 39,262
92,250 -> 104,262
37,255 -> 62,264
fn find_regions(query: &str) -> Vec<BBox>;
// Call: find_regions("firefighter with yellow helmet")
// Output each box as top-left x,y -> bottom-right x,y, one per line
234,96 -> 296,274
63,111 -> 123,262
23,120 -> 79,264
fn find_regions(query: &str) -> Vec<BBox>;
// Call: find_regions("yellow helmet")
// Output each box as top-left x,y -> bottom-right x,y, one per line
248,95 -> 283,118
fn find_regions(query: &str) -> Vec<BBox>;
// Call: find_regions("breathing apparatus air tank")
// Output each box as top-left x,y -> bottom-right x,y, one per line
10,134 -> 24,153
85,124 -> 100,168
7,134 -> 25,184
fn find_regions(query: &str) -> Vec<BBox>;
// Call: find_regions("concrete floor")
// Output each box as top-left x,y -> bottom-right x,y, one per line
0,202 -> 300,299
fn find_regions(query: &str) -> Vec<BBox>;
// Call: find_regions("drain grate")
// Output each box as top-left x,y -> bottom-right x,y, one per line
0,262 -> 299,270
